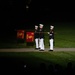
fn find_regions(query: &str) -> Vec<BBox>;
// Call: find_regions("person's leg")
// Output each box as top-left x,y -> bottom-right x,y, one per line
40,38 -> 44,50
35,38 -> 39,49
50,39 -> 53,50
42,39 -> 45,50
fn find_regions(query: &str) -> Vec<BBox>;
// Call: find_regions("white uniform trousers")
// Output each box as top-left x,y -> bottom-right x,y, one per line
35,38 -> 39,48
39,38 -> 45,50
49,39 -> 54,50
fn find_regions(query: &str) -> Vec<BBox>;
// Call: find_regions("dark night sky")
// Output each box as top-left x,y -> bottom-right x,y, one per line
0,0 -> 75,38
29,0 -> 75,22
1,0 -> 75,25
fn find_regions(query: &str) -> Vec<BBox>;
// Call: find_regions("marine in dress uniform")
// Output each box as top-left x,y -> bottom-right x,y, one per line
48,25 -> 54,51
34,25 -> 39,49
39,24 -> 45,51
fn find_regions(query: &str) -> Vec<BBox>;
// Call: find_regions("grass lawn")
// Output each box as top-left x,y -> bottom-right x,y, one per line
0,51 -> 75,68
0,22 -> 75,48
0,50 -> 75,74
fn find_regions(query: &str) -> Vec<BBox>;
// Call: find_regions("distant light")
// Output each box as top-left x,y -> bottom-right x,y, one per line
24,64 -> 26,68
26,5 -> 29,9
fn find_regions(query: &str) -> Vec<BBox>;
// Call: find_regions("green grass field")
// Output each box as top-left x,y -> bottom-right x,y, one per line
0,22 -> 75,48
0,22 -> 75,74
0,51 -> 75,75
0,51 -> 75,68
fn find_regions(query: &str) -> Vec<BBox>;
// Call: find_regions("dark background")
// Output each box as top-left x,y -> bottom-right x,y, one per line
0,0 -> 75,39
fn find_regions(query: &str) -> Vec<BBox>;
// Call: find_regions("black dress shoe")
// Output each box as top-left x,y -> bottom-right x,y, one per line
35,48 -> 39,50
49,50 -> 53,51
39,49 -> 44,51
38,48 -> 40,49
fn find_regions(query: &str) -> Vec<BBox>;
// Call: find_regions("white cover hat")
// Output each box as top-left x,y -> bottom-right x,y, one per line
50,25 -> 54,29
39,24 -> 44,27
35,25 -> 38,28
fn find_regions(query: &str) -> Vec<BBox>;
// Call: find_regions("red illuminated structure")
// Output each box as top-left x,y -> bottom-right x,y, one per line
26,32 -> 34,42
17,30 -> 25,39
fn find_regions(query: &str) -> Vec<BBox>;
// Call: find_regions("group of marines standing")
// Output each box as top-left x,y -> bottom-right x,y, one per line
34,24 -> 54,51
